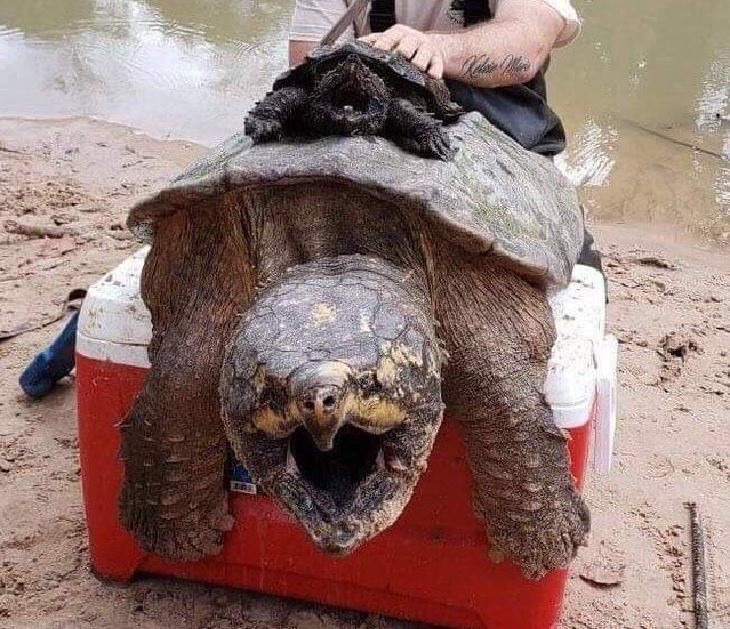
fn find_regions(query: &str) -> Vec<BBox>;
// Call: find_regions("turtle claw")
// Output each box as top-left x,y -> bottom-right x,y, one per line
394,129 -> 456,161
122,488 -> 233,562
422,128 -> 456,161
488,486 -> 590,580
245,116 -> 284,143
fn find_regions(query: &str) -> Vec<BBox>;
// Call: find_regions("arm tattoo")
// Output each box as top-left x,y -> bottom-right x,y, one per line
461,53 -> 531,79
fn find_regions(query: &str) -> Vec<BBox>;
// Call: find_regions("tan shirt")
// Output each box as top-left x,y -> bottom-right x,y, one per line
290,0 -> 581,47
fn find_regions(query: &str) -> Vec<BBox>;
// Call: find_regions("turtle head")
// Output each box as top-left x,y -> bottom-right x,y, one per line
311,54 -> 389,135
220,256 -> 443,554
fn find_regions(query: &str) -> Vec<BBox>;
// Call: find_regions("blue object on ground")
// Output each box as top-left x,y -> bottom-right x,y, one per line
19,312 -> 79,399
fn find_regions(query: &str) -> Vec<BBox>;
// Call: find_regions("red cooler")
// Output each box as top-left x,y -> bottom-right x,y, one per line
76,248 -> 617,629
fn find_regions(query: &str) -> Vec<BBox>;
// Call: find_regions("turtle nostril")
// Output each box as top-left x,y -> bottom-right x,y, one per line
299,390 -> 339,416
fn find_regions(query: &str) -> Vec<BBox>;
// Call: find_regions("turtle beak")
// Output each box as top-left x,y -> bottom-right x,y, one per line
288,361 -> 351,451
295,384 -> 345,451
343,54 -> 366,74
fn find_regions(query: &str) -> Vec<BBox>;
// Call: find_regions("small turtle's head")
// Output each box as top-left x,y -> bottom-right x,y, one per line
311,54 -> 389,135
220,257 -> 443,554
339,54 -> 371,82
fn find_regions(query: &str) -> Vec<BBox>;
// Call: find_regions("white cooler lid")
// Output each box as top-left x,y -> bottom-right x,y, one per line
78,250 -> 608,431
77,247 -> 152,367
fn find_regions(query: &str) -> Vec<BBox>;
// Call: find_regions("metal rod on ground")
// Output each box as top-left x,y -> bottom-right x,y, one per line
686,501 -> 709,629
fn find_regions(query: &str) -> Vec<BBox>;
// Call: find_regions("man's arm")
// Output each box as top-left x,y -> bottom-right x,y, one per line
362,0 -> 566,87
290,40 -> 318,66
289,0 -> 352,66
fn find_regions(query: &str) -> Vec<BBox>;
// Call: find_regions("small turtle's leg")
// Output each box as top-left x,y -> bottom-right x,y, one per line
120,198 -> 254,561
436,252 -> 589,580
385,98 -> 455,160
244,87 -> 308,142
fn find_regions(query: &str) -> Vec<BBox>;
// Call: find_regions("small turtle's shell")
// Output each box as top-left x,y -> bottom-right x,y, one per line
274,40 -> 462,122
129,113 -> 583,288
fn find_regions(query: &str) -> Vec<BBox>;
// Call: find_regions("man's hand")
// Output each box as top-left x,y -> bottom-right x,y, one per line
361,25 -> 445,79
357,0 -> 564,89
291,0 -> 567,88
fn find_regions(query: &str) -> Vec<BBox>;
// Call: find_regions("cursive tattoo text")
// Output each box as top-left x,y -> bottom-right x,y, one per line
461,53 -> 532,79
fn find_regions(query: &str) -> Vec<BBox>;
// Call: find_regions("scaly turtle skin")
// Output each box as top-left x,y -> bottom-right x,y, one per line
244,40 -> 462,160
122,113 -> 588,579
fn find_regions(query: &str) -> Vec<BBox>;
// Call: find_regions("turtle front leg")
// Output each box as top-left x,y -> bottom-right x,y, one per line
385,98 -> 455,160
120,201 -> 253,561
437,254 -> 589,580
244,86 -> 308,142
119,325 -> 234,560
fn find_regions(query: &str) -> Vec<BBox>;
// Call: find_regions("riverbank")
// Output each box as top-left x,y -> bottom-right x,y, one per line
1,117 -> 728,629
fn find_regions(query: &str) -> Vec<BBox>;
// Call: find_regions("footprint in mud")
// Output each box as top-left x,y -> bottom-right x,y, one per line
0,436 -> 32,473
658,331 -> 703,382
707,456 -> 730,480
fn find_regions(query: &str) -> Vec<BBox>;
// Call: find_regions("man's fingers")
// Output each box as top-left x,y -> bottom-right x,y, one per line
364,24 -> 413,51
372,33 -> 402,51
384,24 -> 410,38
394,35 -> 421,60
360,27 -> 444,78
411,46 -> 435,73
428,54 -> 444,79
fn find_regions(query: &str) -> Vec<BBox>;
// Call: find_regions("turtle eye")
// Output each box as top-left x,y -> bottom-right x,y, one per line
260,382 -> 287,413
251,382 -> 300,438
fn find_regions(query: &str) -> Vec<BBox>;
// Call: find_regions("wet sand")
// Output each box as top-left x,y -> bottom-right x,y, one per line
0,118 -> 728,628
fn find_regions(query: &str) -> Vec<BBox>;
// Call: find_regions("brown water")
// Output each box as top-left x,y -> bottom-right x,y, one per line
1,0 -> 728,243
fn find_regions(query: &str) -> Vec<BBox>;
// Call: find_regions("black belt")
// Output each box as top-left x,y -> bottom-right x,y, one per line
370,0 -> 491,28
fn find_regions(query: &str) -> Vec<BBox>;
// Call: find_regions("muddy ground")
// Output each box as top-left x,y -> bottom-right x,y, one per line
0,118 -> 728,628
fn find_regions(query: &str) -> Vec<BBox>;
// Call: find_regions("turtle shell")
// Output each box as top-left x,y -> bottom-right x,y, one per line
129,113 -> 583,287
273,40 -> 462,122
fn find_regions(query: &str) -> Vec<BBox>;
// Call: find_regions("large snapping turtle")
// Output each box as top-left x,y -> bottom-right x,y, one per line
122,112 -> 588,579
244,40 -> 462,160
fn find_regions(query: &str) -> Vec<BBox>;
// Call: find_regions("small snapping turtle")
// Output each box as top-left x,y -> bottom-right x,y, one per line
122,113 -> 588,580
244,40 -> 462,160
